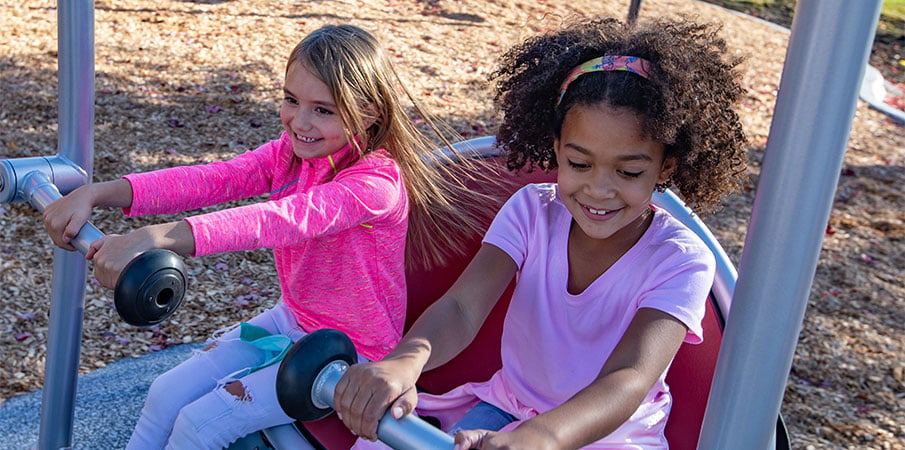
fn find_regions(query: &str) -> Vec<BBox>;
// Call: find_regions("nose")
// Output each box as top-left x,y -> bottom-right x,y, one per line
585,169 -> 617,199
290,108 -> 312,132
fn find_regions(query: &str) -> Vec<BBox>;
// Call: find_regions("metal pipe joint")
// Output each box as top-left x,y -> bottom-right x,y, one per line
0,155 -> 88,204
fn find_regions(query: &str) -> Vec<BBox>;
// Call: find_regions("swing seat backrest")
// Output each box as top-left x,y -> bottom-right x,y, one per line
294,137 -> 748,450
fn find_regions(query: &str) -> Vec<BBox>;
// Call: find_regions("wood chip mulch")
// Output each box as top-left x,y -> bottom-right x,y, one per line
1,1 -> 902,448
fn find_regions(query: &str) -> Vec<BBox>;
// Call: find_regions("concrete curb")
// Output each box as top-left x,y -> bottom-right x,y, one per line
0,343 -> 202,450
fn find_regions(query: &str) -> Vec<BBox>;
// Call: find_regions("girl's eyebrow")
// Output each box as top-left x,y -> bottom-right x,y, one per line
564,143 -> 653,162
282,87 -> 337,108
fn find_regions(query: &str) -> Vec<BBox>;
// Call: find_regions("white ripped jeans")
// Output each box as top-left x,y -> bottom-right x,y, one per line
126,302 -> 317,450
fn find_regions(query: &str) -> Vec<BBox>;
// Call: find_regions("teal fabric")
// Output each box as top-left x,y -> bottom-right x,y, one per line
238,322 -> 293,374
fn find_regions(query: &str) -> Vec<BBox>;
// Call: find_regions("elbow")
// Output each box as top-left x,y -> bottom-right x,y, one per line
448,294 -> 484,342
599,366 -> 662,413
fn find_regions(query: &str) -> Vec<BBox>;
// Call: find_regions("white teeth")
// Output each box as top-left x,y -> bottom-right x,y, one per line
295,133 -> 316,143
588,207 -> 609,215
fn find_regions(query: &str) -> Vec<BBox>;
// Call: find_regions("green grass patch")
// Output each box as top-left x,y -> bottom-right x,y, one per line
881,0 -> 905,23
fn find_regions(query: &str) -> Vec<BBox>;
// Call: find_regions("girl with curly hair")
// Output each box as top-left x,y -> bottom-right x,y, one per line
335,15 -> 749,449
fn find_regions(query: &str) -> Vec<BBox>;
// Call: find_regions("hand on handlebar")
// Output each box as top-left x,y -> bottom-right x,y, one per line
43,184 -> 96,252
30,177 -> 188,327
453,425 -> 558,450
86,233 -> 153,289
333,358 -> 422,441
42,179 -> 133,252
86,222 -> 195,290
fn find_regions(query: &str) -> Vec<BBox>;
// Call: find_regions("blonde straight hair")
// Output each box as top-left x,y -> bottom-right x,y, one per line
288,24 -> 501,269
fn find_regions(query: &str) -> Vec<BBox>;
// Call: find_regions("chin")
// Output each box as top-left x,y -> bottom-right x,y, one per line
573,220 -> 618,241
292,147 -> 316,160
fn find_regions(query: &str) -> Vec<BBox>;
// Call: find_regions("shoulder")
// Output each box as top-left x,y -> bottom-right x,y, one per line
505,182 -> 561,212
352,148 -> 400,172
484,183 -> 561,268
335,148 -> 402,180
489,182 -> 565,236
240,133 -> 293,166
361,148 -> 397,165
645,209 -> 716,270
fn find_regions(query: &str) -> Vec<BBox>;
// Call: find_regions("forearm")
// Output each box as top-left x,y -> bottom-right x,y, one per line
386,295 -> 483,372
85,179 -> 133,208
331,302 -> 475,441
521,310 -> 689,448
516,368 -> 651,449
383,245 -> 515,373
335,244 -> 515,440
136,220 -> 196,257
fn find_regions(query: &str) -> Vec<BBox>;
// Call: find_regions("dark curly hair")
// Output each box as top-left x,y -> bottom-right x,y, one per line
491,15 -> 748,212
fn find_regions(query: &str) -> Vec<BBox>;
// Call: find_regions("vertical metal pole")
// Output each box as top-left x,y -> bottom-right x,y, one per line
698,1 -> 882,448
38,0 -> 94,448
627,0 -> 642,25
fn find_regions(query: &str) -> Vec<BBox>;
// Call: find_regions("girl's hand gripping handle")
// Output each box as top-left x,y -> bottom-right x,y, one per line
333,356 -> 424,442
276,329 -> 453,449
29,173 -> 186,327
41,182 -> 102,252
42,179 -> 132,252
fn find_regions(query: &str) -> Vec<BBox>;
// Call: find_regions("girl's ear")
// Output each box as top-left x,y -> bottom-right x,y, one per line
658,157 -> 677,184
361,103 -> 380,131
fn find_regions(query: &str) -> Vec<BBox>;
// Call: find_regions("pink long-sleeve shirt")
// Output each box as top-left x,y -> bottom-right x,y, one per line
123,132 -> 408,360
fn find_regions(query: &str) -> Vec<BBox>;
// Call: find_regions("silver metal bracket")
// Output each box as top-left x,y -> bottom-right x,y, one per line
0,155 -> 88,204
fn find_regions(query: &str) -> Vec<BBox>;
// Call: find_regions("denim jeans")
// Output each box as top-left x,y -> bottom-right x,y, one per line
449,401 -> 517,434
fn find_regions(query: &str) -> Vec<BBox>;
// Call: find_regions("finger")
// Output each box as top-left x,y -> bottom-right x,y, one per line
333,370 -> 354,413
333,373 -> 360,427
93,264 -> 115,290
62,218 -> 83,244
350,388 -> 379,441
42,211 -> 58,237
336,383 -> 364,436
92,245 -> 120,289
366,382 -> 416,440
454,429 -> 487,450
42,215 -> 74,251
85,238 -> 104,260
56,233 -> 78,252
390,386 -> 418,418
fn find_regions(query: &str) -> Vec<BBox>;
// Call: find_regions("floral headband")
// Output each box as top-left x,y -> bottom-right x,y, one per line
556,55 -> 652,106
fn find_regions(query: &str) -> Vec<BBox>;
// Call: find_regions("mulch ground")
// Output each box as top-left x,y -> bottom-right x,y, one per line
1,0 -> 903,448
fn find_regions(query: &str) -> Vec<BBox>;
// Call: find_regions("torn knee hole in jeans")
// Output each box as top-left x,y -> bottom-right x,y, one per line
225,380 -> 252,402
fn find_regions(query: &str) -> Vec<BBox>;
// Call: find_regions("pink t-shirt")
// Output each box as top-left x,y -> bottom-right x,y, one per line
123,132 -> 408,360
409,183 -> 714,448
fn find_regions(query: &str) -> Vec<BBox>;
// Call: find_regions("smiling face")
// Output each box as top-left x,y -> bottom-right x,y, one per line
554,103 -> 675,244
280,61 -> 353,160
